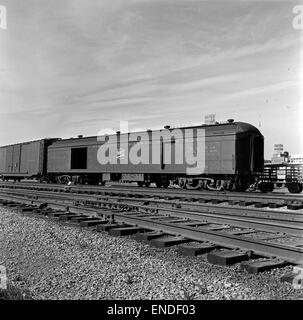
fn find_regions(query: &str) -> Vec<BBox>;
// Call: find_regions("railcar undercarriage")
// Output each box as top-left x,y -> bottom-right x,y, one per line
42,172 -> 255,192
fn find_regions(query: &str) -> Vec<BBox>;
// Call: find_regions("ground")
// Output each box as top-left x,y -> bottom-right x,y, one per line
0,207 -> 302,300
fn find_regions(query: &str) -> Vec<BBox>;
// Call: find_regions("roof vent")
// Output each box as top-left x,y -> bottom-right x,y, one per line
164,125 -> 170,130
227,119 -> 234,123
78,135 -> 83,138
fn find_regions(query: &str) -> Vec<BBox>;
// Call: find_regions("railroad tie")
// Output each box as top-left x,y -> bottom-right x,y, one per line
180,243 -> 219,256
150,236 -> 191,248
207,249 -> 252,265
241,259 -> 289,274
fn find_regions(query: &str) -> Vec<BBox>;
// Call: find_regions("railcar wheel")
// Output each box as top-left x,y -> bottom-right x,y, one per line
236,187 -> 247,192
287,182 -> 303,194
235,182 -> 249,192
178,179 -> 186,189
258,182 -> 268,193
137,181 -> 144,187
144,182 -> 151,187
162,181 -> 170,188
78,177 -> 84,185
222,181 -> 232,191
155,181 -> 162,188
266,182 -> 274,192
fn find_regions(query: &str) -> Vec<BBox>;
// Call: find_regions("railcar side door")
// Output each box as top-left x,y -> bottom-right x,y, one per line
12,144 -> 21,173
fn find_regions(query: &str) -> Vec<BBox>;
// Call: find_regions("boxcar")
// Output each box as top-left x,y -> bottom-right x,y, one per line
0,139 -> 56,181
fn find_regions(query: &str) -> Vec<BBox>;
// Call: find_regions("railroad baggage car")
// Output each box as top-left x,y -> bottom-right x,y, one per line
0,139 -> 56,181
46,120 -> 264,191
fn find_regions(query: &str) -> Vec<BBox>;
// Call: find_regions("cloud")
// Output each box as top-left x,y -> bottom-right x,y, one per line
0,0 -> 302,159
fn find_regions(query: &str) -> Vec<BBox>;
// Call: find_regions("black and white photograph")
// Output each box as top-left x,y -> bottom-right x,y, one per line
0,0 -> 302,306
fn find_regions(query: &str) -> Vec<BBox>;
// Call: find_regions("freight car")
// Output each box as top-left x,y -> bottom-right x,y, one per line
0,139 -> 57,181
0,120 -> 275,192
257,162 -> 303,193
45,120 -> 264,192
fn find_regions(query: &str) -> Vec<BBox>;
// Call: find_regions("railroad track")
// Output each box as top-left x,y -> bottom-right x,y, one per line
0,187 -> 303,226
0,181 -> 303,208
0,186 -> 302,273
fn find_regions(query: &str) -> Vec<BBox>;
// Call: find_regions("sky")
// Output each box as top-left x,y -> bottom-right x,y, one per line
0,0 -> 302,159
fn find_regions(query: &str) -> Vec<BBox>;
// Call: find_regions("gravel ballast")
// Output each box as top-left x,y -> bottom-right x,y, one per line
0,207 -> 302,300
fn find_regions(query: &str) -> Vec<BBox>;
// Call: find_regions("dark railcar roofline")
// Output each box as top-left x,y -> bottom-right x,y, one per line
168,121 -> 261,134
1,121 -> 262,148
50,121 -> 262,145
0,138 -> 59,149
234,122 -> 262,135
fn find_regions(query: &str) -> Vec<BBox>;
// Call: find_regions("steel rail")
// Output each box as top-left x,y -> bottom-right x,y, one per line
0,189 -> 303,236
109,212 -> 303,265
79,198 -> 303,236
0,193 -> 302,265
1,186 -> 303,224
1,187 -> 303,226
0,181 -> 302,204
87,194 -> 303,223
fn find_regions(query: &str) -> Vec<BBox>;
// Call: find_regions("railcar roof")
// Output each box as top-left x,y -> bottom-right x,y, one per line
47,121 -> 262,147
172,121 -> 261,134
0,138 -> 55,149
0,121 -> 261,148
